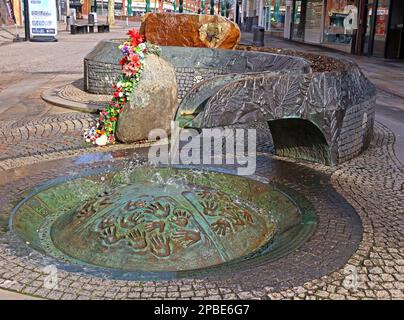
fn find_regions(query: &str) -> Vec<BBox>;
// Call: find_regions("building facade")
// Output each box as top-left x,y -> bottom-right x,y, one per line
240,0 -> 404,59
80,0 -> 202,16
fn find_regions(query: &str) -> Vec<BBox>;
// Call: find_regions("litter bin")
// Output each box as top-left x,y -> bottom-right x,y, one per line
66,13 -> 76,31
88,12 -> 98,25
252,26 -> 265,47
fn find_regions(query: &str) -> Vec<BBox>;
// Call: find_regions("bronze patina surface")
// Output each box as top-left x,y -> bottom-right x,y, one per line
11,166 -> 316,274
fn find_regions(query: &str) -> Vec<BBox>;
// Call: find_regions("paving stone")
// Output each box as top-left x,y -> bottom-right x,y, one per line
388,290 -> 403,298
0,110 -> 402,300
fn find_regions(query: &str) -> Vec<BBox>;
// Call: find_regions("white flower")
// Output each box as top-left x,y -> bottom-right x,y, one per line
118,92 -> 123,97
116,82 -> 122,88
138,43 -> 146,51
95,135 -> 108,146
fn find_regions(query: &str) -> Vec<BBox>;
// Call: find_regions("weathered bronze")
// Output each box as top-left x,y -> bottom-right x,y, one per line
12,167 -> 315,273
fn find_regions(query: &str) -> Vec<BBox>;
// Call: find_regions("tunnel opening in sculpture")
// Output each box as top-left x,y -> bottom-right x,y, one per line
268,118 -> 331,165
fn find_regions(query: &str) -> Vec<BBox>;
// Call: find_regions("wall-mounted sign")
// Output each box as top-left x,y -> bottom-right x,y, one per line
28,0 -> 58,39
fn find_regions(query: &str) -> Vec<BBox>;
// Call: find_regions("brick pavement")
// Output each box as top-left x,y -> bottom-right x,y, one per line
0,24 -> 402,300
0,118 -> 402,300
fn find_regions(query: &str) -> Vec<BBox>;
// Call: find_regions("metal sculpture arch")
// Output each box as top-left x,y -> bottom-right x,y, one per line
84,42 -> 376,165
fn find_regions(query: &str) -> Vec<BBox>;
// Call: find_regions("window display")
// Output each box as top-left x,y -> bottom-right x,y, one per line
323,0 -> 357,48
263,0 -> 286,34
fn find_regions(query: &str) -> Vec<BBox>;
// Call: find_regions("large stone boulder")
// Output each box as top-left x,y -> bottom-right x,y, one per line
140,13 -> 240,49
116,54 -> 177,143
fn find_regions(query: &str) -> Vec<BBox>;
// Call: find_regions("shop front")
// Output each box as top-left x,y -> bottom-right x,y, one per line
360,0 -> 404,59
291,0 -> 358,53
286,0 -> 403,58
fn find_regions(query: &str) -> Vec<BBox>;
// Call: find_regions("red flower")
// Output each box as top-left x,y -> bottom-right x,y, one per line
119,57 -> 127,66
131,54 -> 140,64
127,29 -> 143,47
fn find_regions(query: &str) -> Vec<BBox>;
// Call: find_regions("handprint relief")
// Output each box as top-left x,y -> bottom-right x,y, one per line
196,189 -> 211,200
149,234 -> 171,258
77,194 -> 114,220
241,210 -> 254,223
129,212 -> 145,225
145,220 -> 166,233
90,184 -> 261,260
169,209 -> 191,227
127,229 -> 147,250
144,202 -> 171,218
119,212 -> 145,228
100,225 -> 124,245
201,200 -> 219,216
172,229 -> 201,247
211,218 -> 232,236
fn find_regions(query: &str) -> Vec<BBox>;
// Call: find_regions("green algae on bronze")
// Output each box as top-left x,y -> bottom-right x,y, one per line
12,167 -> 308,272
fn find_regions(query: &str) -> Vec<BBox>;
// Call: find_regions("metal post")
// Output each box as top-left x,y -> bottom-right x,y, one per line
66,0 -> 70,17
23,0 -> 29,41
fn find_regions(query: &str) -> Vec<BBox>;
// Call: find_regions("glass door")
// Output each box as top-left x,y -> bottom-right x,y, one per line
264,0 -> 271,31
386,0 -> 404,59
362,2 -> 376,56
304,0 -> 323,44
292,0 -> 306,41
373,0 -> 390,57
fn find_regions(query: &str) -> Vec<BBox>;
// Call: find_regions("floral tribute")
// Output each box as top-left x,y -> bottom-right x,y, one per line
84,29 -> 161,146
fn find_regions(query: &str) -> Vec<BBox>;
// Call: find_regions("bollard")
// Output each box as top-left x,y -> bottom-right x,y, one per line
66,16 -> 71,31
252,26 -> 265,47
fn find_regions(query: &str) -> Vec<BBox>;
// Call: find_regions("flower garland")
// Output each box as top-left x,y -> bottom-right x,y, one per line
84,29 -> 161,146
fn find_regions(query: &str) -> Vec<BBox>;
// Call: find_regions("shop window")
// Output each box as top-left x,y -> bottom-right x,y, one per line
304,0 -> 323,44
386,0 -> 404,59
292,0 -> 306,41
291,0 -> 323,44
263,0 -> 286,34
373,0 -> 390,57
323,0 -> 358,50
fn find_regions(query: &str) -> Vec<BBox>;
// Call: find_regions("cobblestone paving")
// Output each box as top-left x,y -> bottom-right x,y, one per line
0,113 -> 402,299
0,26 -> 402,300
0,113 -> 96,168
57,79 -> 110,105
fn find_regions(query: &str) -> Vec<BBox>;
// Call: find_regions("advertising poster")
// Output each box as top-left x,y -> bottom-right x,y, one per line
28,0 -> 58,38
